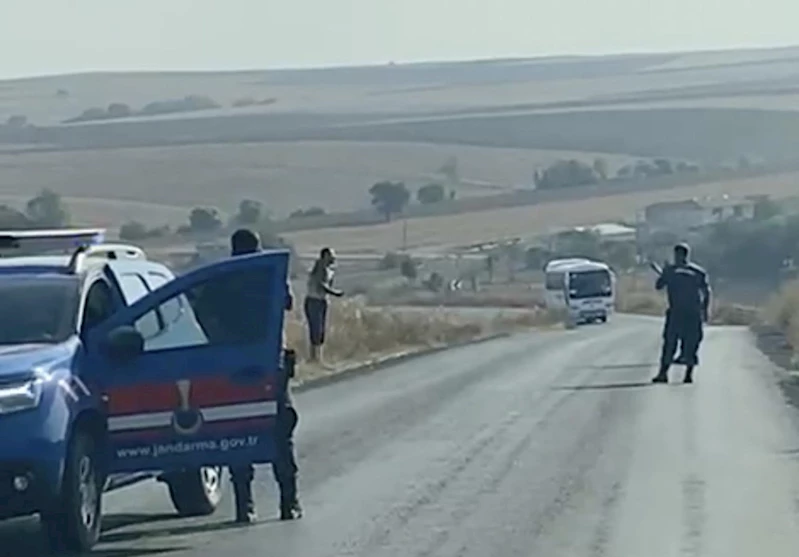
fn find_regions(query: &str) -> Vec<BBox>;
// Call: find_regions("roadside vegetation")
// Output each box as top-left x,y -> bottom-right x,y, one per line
283,298 -> 558,383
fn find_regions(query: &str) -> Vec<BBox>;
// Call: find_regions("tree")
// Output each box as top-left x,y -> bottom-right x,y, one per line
439,156 -> 459,184
26,189 -> 69,227
525,246 -> 550,270
6,115 -> 27,129
400,257 -> 418,281
417,183 -> 446,205
107,103 -> 132,119
0,205 -> 32,229
188,207 -> 222,233
119,221 -> 149,241
289,207 -> 326,219
369,181 -> 410,221
653,158 -> 674,175
753,197 -> 780,221
234,199 -> 262,225
593,158 -> 609,181
536,160 -> 599,190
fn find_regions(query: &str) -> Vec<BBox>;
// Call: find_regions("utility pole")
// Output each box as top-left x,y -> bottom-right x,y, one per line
401,217 -> 408,252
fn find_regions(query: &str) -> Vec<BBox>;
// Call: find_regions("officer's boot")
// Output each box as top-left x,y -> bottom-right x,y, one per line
652,366 -> 669,383
233,481 -> 257,524
683,365 -> 694,384
280,497 -> 303,521
278,475 -> 302,520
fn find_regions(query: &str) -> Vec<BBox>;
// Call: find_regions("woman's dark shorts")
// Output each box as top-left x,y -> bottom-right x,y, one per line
303,297 -> 329,346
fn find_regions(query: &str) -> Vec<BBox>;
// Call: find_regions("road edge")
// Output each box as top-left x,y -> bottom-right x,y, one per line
293,332 -> 513,393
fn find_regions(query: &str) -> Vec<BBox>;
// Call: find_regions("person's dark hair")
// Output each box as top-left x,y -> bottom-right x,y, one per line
674,243 -> 690,258
319,247 -> 332,259
231,228 -> 261,256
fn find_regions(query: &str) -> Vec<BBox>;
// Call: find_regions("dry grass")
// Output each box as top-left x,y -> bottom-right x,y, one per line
282,297 -> 555,383
285,171 -> 799,253
763,282 -> 799,347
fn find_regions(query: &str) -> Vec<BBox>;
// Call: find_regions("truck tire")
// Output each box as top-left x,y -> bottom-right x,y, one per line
41,430 -> 103,553
166,467 -> 224,517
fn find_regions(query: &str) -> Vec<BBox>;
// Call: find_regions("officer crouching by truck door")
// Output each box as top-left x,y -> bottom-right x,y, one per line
650,242 -> 711,385
228,229 -> 302,523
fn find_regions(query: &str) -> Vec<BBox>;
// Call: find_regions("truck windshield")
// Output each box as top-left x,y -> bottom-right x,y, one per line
568,270 -> 612,299
0,277 -> 79,345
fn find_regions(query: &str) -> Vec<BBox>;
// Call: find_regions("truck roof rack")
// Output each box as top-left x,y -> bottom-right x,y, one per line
0,228 -> 106,255
0,229 -> 147,273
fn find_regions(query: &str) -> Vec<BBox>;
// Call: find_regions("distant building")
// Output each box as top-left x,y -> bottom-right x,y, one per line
643,200 -> 706,231
642,197 -> 757,233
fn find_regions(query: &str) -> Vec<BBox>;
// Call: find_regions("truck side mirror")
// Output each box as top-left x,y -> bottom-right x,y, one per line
104,325 -> 144,363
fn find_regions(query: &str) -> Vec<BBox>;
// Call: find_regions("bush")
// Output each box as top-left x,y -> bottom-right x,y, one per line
289,207 -> 326,219
417,183 -> 446,205
140,95 -> 220,116
234,199 -> 262,226
119,221 -> 169,241
66,95 -> 221,123
0,205 -> 32,229
534,159 -> 599,190
107,103 -> 132,118
400,257 -> 418,280
187,207 -> 222,233
379,251 -> 403,270
26,189 -> 69,227
6,115 -> 28,128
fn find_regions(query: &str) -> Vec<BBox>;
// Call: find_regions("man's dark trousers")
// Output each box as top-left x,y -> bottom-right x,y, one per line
659,308 -> 704,371
230,407 -> 298,514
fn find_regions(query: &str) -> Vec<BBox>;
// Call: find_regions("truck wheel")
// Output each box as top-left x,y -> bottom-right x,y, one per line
41,430 -> 103,553
166,467 -> 224,516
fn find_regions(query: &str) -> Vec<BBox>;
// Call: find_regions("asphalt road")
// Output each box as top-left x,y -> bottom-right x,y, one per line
3,315 -> 799,557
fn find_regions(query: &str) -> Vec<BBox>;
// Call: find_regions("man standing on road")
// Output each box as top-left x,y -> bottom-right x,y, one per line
304,247 -> 343,366
651,242 -> 711,384
227,229 -> 303,523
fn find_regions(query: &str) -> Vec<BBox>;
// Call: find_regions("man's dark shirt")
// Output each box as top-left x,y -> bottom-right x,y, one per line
656,262 -> 710,318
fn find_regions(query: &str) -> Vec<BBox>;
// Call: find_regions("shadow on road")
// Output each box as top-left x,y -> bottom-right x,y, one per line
84,548 -> 187,557
102,513 -> 179,534
0,514 -> 191,557
555,381 -> 653,391
588,363 -> 655,371
101,515 -> 281,544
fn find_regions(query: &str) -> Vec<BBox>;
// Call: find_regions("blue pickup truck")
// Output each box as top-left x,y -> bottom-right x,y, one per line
0,229 -> 290,552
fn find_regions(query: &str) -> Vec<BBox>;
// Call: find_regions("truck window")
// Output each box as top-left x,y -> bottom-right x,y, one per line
147,270 -> 183,326
118,272 -> 160,339
81,280 -> 116,333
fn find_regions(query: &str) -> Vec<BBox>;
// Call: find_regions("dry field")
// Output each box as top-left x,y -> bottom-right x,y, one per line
0,141 -> 637,225
284,171 -> 799,253
2,47 -> 799,232
3,47 -> 798,125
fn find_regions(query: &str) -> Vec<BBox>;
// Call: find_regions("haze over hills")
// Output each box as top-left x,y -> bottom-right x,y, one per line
0,45 -> 798,227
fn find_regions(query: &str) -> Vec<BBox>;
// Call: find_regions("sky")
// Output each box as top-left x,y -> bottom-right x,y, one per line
0,0 -> 797,78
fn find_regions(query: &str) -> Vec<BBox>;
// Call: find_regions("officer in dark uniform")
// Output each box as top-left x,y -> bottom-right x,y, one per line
651,243 -> 711,384
227,229 -> 302,523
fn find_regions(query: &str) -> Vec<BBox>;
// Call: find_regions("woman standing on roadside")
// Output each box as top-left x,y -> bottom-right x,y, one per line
304,247 -> 343,366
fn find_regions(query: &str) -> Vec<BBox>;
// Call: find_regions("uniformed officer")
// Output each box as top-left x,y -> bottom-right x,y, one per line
651,243 -> 711,384
228,229 -> 302,523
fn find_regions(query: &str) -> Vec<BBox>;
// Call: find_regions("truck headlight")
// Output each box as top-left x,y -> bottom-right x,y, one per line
0,379 -> 43,415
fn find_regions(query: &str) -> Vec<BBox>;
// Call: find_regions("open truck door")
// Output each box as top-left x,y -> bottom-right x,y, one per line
84,250 -> 290,473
